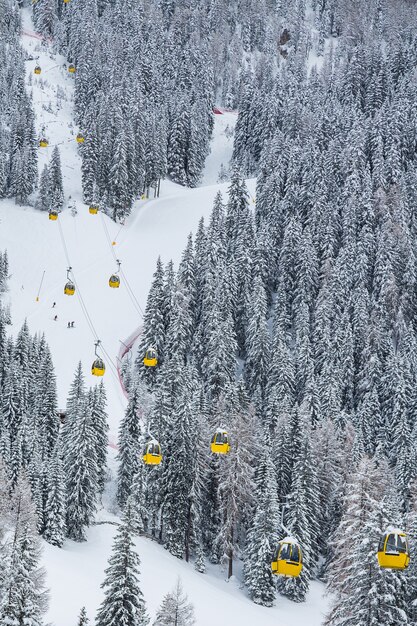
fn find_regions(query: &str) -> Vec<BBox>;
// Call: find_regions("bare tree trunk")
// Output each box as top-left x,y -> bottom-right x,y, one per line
228,528 -> 233,579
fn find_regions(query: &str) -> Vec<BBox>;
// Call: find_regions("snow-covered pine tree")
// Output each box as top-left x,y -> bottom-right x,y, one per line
406,480 -> 417,624
36,164 -> 51,211
63,375 -> 98,541
212,384 -> 255,578
136,257 -> 166,384
161,372 -> 198,560
95,504 -> 149,626
167,105 -> 190,187
117,385 -> 144,508
49,146 -> 64,210
243,434 -> 280,606
34,343 -> 60,461
77,607 -> 90,626
277,420 -> 320,603
0,473 -> 48,625
89,382 -> 109,494
43,439 -> 66,547
244,274 -> 271,398
63,362 -> 87,450
325,456 -> 408,626
0,522 -> 48,626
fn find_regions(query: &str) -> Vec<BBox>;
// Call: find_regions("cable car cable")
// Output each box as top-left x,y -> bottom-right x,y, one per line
57,216 -> 120,381
112,223 -> 124,245
100,211 -> 118,262
119,268 -> 144,317
35,270 -> 46,302
99,212 -> 144,317
57,219 -> 71,267
32,49 -> 121,385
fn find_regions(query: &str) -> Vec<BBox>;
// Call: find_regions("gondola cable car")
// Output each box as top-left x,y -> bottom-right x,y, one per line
39,126 -> 49,148
91,340 -> 105,376
271,537 -> 303,578
143,438 -> 162,465
64,267 -> 75,296
377,529 -> 410,570
210,428 -> 230,455
109,260 -> 121,288
143,346 -> 158,367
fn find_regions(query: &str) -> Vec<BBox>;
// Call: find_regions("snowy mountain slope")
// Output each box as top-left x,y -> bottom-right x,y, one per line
44,524 -> 327,626
201,109 -> 238,186
8,10 -> 254,442
1,178 -> 257,441
0,9 -> 328,625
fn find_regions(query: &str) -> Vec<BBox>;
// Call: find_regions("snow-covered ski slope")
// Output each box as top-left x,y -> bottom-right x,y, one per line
44,524 -> 327,626
0,9 -> 328,625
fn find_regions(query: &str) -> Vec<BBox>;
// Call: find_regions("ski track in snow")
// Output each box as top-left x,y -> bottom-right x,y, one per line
0,8 -> 328,625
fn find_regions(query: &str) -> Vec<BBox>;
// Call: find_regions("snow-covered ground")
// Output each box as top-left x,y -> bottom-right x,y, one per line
44,524 -> 326,625
201,110 -> 238,185
0,10 -> 328,625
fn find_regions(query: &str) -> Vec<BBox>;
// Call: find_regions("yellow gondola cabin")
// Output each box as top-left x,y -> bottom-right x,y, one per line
64,281 -> 75,296
143,347 -> 158,367
271,539 -> 303,577
377,530 -> 410,570
109,274 -> 120,288
210,429 -> 230,455
91,358 -> 105,377
143,440 -> 162,465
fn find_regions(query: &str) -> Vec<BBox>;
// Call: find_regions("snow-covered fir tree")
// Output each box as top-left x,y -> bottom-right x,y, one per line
95,505 -> 149,626
63,365 -> 98,541
43,439 -> 66,547
77,607 -> 90,626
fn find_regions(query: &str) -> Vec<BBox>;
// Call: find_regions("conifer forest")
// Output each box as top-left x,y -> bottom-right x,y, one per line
1,0 -> 417,624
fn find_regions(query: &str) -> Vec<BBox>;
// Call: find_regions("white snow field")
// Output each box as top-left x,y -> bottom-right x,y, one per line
0,9 -> 328,625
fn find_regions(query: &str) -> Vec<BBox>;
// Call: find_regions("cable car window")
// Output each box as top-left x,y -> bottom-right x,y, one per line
279,544 -> 291,561
378,535 -> 387,552
216,432 -> 226,444
397,535 -> 407,553
386,534 -> 398,554
290,545 -> 300,563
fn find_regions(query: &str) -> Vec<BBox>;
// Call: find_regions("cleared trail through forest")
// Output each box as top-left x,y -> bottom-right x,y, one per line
10,8 -> 256,445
